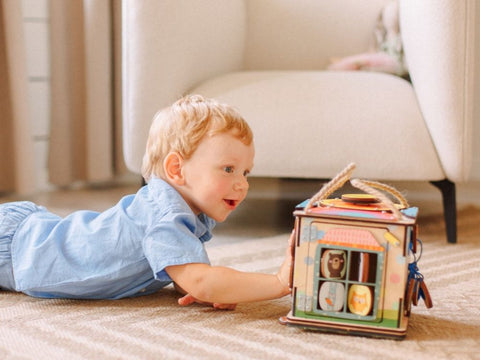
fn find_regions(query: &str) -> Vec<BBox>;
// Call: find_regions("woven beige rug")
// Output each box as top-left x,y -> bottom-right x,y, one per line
1,207 -> 479,359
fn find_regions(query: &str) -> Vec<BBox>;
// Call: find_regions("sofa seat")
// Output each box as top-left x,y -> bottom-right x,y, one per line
192,70 -> 444,180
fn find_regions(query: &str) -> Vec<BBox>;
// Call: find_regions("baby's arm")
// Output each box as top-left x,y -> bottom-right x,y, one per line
167,263 -> 290,305
166,231 -> 294,306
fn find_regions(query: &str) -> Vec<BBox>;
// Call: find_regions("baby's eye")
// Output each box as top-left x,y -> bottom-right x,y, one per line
224,166 -> 234,174
243,170 -> 250,177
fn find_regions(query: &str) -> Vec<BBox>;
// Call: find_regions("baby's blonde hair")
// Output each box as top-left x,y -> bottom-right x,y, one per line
142,94 -> 253,182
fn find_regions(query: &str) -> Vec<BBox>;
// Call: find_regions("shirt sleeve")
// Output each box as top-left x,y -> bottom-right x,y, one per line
142,209 -> 210,282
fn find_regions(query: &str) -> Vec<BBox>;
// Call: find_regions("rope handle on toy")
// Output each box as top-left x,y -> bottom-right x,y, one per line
305,163 -> 357,210
305,163 -> 409,219
350,178 -> 408,219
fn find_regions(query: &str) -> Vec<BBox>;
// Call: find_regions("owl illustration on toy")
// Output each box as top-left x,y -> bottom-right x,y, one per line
348,285 -> 373,316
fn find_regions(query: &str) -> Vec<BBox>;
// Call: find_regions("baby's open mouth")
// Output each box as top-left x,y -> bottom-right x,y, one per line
224,199 -> 237,208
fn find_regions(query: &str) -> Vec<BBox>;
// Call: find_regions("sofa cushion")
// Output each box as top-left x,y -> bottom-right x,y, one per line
191,71 -> 444,180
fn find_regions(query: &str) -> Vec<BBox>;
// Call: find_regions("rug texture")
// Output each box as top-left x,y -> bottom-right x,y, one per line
0,207 -> 479,359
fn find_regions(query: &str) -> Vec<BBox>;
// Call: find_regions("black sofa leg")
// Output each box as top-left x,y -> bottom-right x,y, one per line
430,179 -> 457,244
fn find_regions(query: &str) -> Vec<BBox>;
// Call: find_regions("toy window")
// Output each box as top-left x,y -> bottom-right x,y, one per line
312,245 -> 384,321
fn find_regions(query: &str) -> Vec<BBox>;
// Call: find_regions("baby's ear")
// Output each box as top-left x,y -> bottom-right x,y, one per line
163,152 -> 185,185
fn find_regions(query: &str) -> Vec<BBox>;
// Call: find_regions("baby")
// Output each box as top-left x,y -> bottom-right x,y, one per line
0,95 -> 292,309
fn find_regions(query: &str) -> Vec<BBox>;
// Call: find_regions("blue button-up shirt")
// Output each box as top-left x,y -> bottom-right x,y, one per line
10,178 -> 215,299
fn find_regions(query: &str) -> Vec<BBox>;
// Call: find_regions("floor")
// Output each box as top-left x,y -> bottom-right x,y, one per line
1,177 -> 479,246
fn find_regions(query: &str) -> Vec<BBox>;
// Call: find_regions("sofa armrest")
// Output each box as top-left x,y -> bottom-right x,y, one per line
400,0 -> 476,182
122,0 -> 246,172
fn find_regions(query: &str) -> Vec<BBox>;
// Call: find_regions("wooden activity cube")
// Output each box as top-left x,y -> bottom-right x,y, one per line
283,196 -> 419,339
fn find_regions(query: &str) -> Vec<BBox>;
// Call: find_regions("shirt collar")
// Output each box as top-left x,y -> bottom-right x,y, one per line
147,177 -> 216,243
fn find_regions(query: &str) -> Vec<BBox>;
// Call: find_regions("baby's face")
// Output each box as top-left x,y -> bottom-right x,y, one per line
179,131 -> 255,222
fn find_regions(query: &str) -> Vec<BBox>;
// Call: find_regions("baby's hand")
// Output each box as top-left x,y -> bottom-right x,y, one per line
276,230 -> 295,293
178,293 -> 237,310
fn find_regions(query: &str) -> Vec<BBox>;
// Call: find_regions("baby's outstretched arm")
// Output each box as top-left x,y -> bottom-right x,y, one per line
166,231 -> 294,306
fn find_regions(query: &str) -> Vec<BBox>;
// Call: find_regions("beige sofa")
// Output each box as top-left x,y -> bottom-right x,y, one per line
122,0 -> 477,243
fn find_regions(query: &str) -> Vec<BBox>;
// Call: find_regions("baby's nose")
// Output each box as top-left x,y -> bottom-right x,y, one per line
234,176 -> 249,191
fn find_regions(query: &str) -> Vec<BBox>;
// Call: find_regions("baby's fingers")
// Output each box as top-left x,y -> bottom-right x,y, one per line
213,303 -> 237,311
287,229 -> 295,256
178,293 -> 197,306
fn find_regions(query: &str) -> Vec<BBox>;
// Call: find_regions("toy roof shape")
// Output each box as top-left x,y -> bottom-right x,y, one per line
295,199 -> 419,223
319,228 -> 384,251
